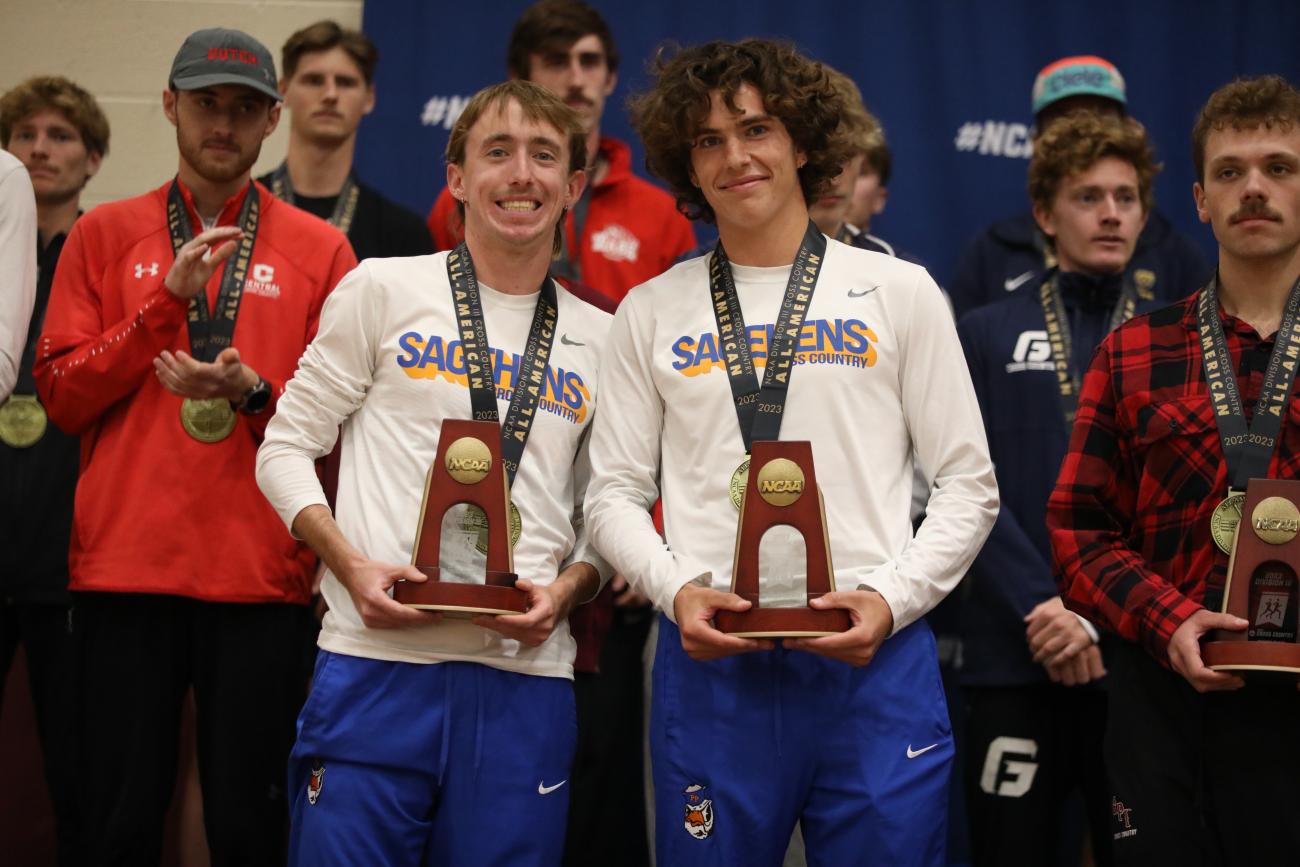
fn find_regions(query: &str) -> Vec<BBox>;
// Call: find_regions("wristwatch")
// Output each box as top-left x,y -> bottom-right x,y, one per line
235,377 -> 272,415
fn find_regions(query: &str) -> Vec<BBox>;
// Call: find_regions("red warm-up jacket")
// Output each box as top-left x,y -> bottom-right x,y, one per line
35,178 -> 357,603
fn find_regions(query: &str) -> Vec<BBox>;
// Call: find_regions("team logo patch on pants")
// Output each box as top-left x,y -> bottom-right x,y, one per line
1112,795 -> 1137,840
308,761 -> 325,805
683,784 -> 714,839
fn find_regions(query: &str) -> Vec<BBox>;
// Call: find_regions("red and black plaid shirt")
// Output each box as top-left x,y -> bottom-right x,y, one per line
1047,293 -> 1300,662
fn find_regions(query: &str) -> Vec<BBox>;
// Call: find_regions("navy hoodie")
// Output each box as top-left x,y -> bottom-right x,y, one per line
956,269 -> 1167,686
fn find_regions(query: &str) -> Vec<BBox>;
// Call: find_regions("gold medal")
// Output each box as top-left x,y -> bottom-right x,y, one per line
0,394 -> 48,448
729,456 -> 750,511
180,397 -> 237,443
1211,490 -> 1246,554
463,501 -> 524,554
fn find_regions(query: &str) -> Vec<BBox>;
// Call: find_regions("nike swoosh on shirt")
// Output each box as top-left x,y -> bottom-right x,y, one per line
848,286 -> 878,298
907,743 -> 940,759
538,780 -> 568,794
560,334 -> 585,346
1004,270 -> 1034,292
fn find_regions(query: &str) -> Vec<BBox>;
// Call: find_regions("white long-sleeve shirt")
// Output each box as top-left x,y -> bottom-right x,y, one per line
257,252 -> 612,678
585,240 -> 998,632
0,151 -> 37,399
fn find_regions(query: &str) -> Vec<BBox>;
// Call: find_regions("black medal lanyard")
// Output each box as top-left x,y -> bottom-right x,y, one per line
11,237 -> 66,398
1199,272 -> 1300,494
1040,268 -> 1137,428
707,221 -> 828,449
269,162 -> 359,235
165,180 -> 260,364
445,241 -> 558,487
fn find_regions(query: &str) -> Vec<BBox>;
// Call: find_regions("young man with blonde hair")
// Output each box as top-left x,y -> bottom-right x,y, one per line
257,79 -> 611,866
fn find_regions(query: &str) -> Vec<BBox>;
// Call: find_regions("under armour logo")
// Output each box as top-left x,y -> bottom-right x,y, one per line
134,262 -> 160,278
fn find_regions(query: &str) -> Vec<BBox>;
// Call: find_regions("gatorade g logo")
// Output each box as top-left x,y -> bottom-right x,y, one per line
978,736 -> 1039,797
1006,331 -> 1053,373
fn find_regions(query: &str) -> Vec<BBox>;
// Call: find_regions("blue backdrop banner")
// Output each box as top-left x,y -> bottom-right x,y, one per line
357,0 -> 1300,287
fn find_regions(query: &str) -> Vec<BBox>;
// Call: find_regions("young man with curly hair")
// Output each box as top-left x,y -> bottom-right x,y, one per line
949,56 -> 1209,320
958,111 -> 1165,867
584,38 -> 998,866
1049,75 -> 1300,866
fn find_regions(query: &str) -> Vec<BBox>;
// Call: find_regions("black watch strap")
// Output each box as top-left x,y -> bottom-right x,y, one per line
236,377 -> 272,415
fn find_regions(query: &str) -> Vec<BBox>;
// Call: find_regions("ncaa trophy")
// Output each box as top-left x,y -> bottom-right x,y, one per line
1204,478 -> 1300,676
715,440 -> 851,637
393,419 -> 528,614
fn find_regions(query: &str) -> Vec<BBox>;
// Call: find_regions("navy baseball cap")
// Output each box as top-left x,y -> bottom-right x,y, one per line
169,28 -> 282,102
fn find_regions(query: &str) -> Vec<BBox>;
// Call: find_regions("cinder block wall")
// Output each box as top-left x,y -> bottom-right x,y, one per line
1,0 -> 364,210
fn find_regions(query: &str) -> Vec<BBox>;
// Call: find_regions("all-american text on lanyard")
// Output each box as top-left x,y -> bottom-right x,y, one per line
1200,272 -> 1300,553
446,241 -> 558,488
268,162 -> 360,236
1039,268 -> 1137,429
165,179 -> 260,443
708,221 -> 827,510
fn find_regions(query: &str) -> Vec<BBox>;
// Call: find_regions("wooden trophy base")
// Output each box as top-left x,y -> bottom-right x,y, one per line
393,566 -> 527,616
715,602 -> 850,638
1204,478 -> 1300,677
717,440 -> 850,639
1203,639 -> 1300,674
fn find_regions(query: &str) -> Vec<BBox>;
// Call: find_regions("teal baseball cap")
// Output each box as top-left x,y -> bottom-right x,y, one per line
1032,55 -> 1126,117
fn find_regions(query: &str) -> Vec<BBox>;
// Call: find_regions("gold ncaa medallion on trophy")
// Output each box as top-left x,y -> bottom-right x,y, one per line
394,419 -> 527,615
1204,480 -> 1300,676
715,440 -> 850,637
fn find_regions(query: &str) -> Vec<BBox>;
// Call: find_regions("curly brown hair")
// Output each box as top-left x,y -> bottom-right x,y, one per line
629,39 -> 854,223
1027,111 -> 1160,243
0,75 -> 109,156
1193,75 -> 1300,183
